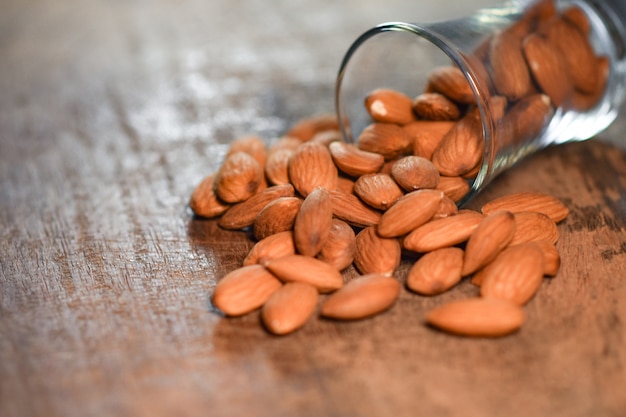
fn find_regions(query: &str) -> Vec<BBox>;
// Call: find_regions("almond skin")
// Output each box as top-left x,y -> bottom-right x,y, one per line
436,176 -> 470,203
294,187 -> 333,257
189,173 -> 230,218
502,94 -> 554,144
479,242 -> 546,305
426,66 -> 476,104
215,151 -> 264,203
509,211 -> 559,246
462,210 -> 516,276
377,189 -> 444,238
243,231 -> 296,266
316,219 -> 357,271
261,282 -> 319,335
353,173 -> 404,211
288,142 -> 338,197
253,196 -> 302,241
489,30 -> 533,100
412,92 -> 461,121
357,123 -> 412,160
431,109 -> 484,177
407,247 -> 464,295
265,147 -> 294,186
534,239 -> 561,277
330,189 -> 382,228
320,274 -> 401,320
391,155 -> 440,192
219,184 -> 295,230
365,88 -> 416,125
432,196 -> 459,219
328,141 -> 385,177
480,191 -> 569,223
405,120 -> 455,160
263,255 -> 343,293
426,298 -> 525,337
403,210 -> 484,253
212,265 -> 282,317
354,226 -> 401,276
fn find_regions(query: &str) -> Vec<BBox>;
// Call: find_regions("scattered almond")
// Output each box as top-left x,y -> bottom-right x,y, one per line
365,88 -> 416,125
391,155 -> 440,192
243,231 -> 296,266
377,189 -> 443,238
263,255 -> 344,293
329,141 -> 385,177
189,173 -> 230,218
294,187 -> 333,257
480,191 -> 569,223
353,173 -> 404,211
462,210 -> 516,276
261,282 -> 319,335
219,184 -> 295,230
253,196 -> 302,241
354,226 -> 401,276
215,151 -> 264,203
509,211 -> 559,246
357,123 -> 412,160
407,247 -> 464,295
403,210 -> 484,253
316,219 -> 356,271
330,189 -> 382,228
288,142 -> 338,197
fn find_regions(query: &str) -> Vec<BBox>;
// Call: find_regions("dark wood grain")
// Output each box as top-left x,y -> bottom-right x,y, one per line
1,1 -> 625,417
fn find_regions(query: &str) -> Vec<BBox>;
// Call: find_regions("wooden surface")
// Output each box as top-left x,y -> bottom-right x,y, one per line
1,1 -> 626,416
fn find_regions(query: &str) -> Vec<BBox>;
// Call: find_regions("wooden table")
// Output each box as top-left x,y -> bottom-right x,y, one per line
2,0 -> 625,416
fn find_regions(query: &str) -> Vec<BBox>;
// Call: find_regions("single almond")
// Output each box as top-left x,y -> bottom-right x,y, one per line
436,176 -> 470,203
391,155 -> 440,191
226,135 -> 268,168
412,92 -> 461,121
316,219 -> 357,271
189,173 -> 231,218
263,254 -> 343,293
261,282 -> 319,335
533,239 -> 561,277
377,189 -> 444,238
265,147 -> 294,185
431,109 -> 484,177
357,123 -> 412,160
407,247 -> 464,295
211,265 -> 282,317
285,114 -> 339,142
489,30 -> 533,100
353,173 -> 404,211
243,231 -> 296,266
320,274 -> 401,320
509,211 -> 559,246
480,191 -> 569,223
479,242 -> 545,305
426,66 -> 476,104
219,184 -> 295,230
403,210 -> 484,253
294,187 -> 333,257
426,298 -> 525,337
215,151 -> 264,203
329,141 -> 385,177
354,226 -> 401,276
253,196 -> 302,240
462,210 -> 516,276
405,120 -> 455,160
288,142 -> 338,197
364,88 -> 416,125
330,189 -> 382,228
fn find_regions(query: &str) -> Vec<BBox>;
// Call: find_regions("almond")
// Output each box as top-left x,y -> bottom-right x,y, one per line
435,176 -> 470,203
426,298 -> 525,337
502,94 -> 554,144
330,189 -> 382,228
377,189 -> 443,238
562,5 -> 590,36
489,30 -> 533,100
211,265 -> 282,316
480,191 -> 569,223
328,141 -> 385,177
391,155 -> 440,191
285,114 -> 339,142
261,282 -> 319,335
219,184 -> 295,230
226,135 -> 268,168
533,239 -> 561,276
407,247 -> 464,295
353,173 -> 404,211
243,231 -> 296,266
265,147 -> 294,185
431,109 -> 484,177
263,254 -> 343,293
405,120 -> 455,160
426,66 -> 476,104
294,187 -> 333,256
189,173 -> 230,218
253,196 -> 302,240
354,226 -> 401,276
403,210 -> 484,253
316,219 -> 356,271
412,92 -> 461,121
215,151 -> 264,203
288,142 -> 338,197
336,176 -> 356,194
571,56 -> 609,111
432,195 -> 459,219
320,274 -> 401,320
479,242 -> 545,305
509,211 -> 559,246
357,123 -> 412,160
462,210 -> 516,276
364,88 -> 416,125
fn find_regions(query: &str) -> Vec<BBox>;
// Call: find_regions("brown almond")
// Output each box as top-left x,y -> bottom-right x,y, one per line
489,30 -> 533,100
403,210 -> 484,253
480,191 -> 569,223
426,66 -> 476,104
377,189 -> 444,238
426,298 -> 525,337
365,88 -> 416,125
562,5 -> 591,36
353,173 -> 404,211
336,176 -> 356,194
253,196 -> 302,240
405,120 -> 455,160
226,135 -> 268,168
189,174 -> 231,218
265,147 -> 294,185
462,211 -> 516,276
407,247 -> 464,295
357,123 -> 412,160
243,231 -> 296,266
317,219 -> 357,271
263,255 -> 343,293
412,92 -> 461,121
215,151 -> 264,203
534,239 -> 561,276
509,211 -> 559,246
391,155 -> 440,192
571,56 -> 609,111
285,114 -> 339,142
211,265 -> 282,317
432,195 -> 459,219
294,187 -> 333,257
431,110 -> 484,177
288,142 -> 338,197
320,274 -> 401,320
330,189 -> 382,228
219,184 -> 295,230
354,226 -> 401,276
328,141 -> 385,177
436,176 -> 470,203
479,242 -> 545,305
502,94 -> 554,144
261,282 -> 319,335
